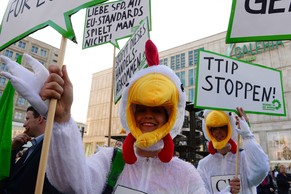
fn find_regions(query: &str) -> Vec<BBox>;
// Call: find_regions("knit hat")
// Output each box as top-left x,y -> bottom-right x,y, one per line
120,40 -> 186,164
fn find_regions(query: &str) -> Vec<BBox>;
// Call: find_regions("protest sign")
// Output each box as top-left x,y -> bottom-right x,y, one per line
226,0 -> 291,43
195,50 -> 286,116
83,0 -> 151,49
114,18 -> 149,103
0,0 -> 108,51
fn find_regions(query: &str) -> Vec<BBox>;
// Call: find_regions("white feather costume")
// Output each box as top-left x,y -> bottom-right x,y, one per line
45,40 -> 207,194
197,110 -> 269,194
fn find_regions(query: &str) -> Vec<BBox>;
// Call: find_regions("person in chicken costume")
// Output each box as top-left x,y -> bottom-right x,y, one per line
0,40 -> 206,194
197,108 -> 269,194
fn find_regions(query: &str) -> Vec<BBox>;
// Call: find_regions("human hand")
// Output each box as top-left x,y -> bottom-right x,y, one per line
229,177 -> 240,194
235,107 -> 253,139
236,107 -> 249,124
39,65 -> 73,123
0,54 -> 49,116
12,133 -> 31,150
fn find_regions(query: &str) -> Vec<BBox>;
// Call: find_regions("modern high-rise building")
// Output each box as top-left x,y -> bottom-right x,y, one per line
85,32 -> 291,167
0,36 -> 60,136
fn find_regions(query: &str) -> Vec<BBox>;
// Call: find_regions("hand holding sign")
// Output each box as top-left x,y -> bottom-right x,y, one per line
0,0 -> 108,51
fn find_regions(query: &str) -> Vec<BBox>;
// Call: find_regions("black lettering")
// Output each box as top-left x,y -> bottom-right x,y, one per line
245,0 -> 267,14
231,62 -> 238,74
36,0 -> 45,7
235,81 -> 243,97
204,57 -> 215,70
225,79 -> 234,95
214,58 -> 224,72
215,77 -> 225,93
202,76 -> 213,91
262,87 -> 272,102
269,0 -> 285,14
244,82 -> 253,99
253,85 -> 260,101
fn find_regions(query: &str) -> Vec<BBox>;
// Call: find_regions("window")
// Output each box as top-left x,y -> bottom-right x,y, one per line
14,53 -> 21,61
170,56 -> 175,70
188,50 -> 194,66
181,53 -> 185,68
188,69 -> 194,86
194,47 -> 204,65
180,71 -> 185,87
163,58 -> 168,66
40,48 -> 47,57
1,63 -> 7,71
18,41 -> 26,49
175,55 -> 180,70
188,88 -> 194,102
4,50 -> 13,58
0,77 -> 6,86
267,130 -> 291,161
17,96 -> 26,106
176,72 -> 180,79
31,45 -> 38,54
14,111 -> 25,121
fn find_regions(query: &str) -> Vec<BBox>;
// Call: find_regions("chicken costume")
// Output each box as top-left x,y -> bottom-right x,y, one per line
197,110 -> 269,194
0,40 -> 206,194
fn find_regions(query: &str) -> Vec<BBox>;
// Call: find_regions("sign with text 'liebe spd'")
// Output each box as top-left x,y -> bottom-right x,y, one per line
226,0 -> 291,43
0,0 -> 108,51
195,50 -> 286,116
83,0 -> 151,49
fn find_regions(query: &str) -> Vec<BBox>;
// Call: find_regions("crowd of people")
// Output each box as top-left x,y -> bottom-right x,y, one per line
0,40 -> 289,193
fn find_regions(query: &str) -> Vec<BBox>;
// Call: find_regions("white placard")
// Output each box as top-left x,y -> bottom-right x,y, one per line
114,18 -> 149,103
195,50 -> 286,116
226,0 -> 291,43
211,174 -> 242,194
83,0 -> 151,49
0,0 -> 108,51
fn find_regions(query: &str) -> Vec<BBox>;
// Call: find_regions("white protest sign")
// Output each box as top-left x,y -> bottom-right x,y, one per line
195,50 -> 286,116
0,0 -> 108,51
211,175 -> 242,194
114,18 -> 149,103
83,0 -> 151,49
226,0 -> 291,43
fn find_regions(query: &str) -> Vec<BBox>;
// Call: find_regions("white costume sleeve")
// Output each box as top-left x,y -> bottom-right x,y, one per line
241,136 -> 269,186
46,117 -> 114,194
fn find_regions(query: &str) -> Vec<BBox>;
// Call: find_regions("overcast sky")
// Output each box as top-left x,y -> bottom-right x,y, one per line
0,0 -> 232,123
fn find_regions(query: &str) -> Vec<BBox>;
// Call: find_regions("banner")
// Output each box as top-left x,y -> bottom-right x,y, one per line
0,0 -> 108,51
83,0 -> 151,49
226,0 -> 291,43
194,50 -> 286,116
114,18 -> 149,103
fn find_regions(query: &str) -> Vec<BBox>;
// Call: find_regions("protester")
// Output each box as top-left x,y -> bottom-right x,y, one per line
197,108 -> 269,194
1,40 -> 206,193
276,164 -> 291,194
0,106 -> 61,194
257,172 -> 276,194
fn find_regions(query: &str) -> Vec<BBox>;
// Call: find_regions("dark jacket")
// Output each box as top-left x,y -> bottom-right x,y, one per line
257,174 -> 276,194
276,172 -> 291,194
0,140 -> 61,194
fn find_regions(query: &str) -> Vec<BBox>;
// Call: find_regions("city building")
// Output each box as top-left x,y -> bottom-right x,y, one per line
0,36 -> 60,136
85,32 -> 291,167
